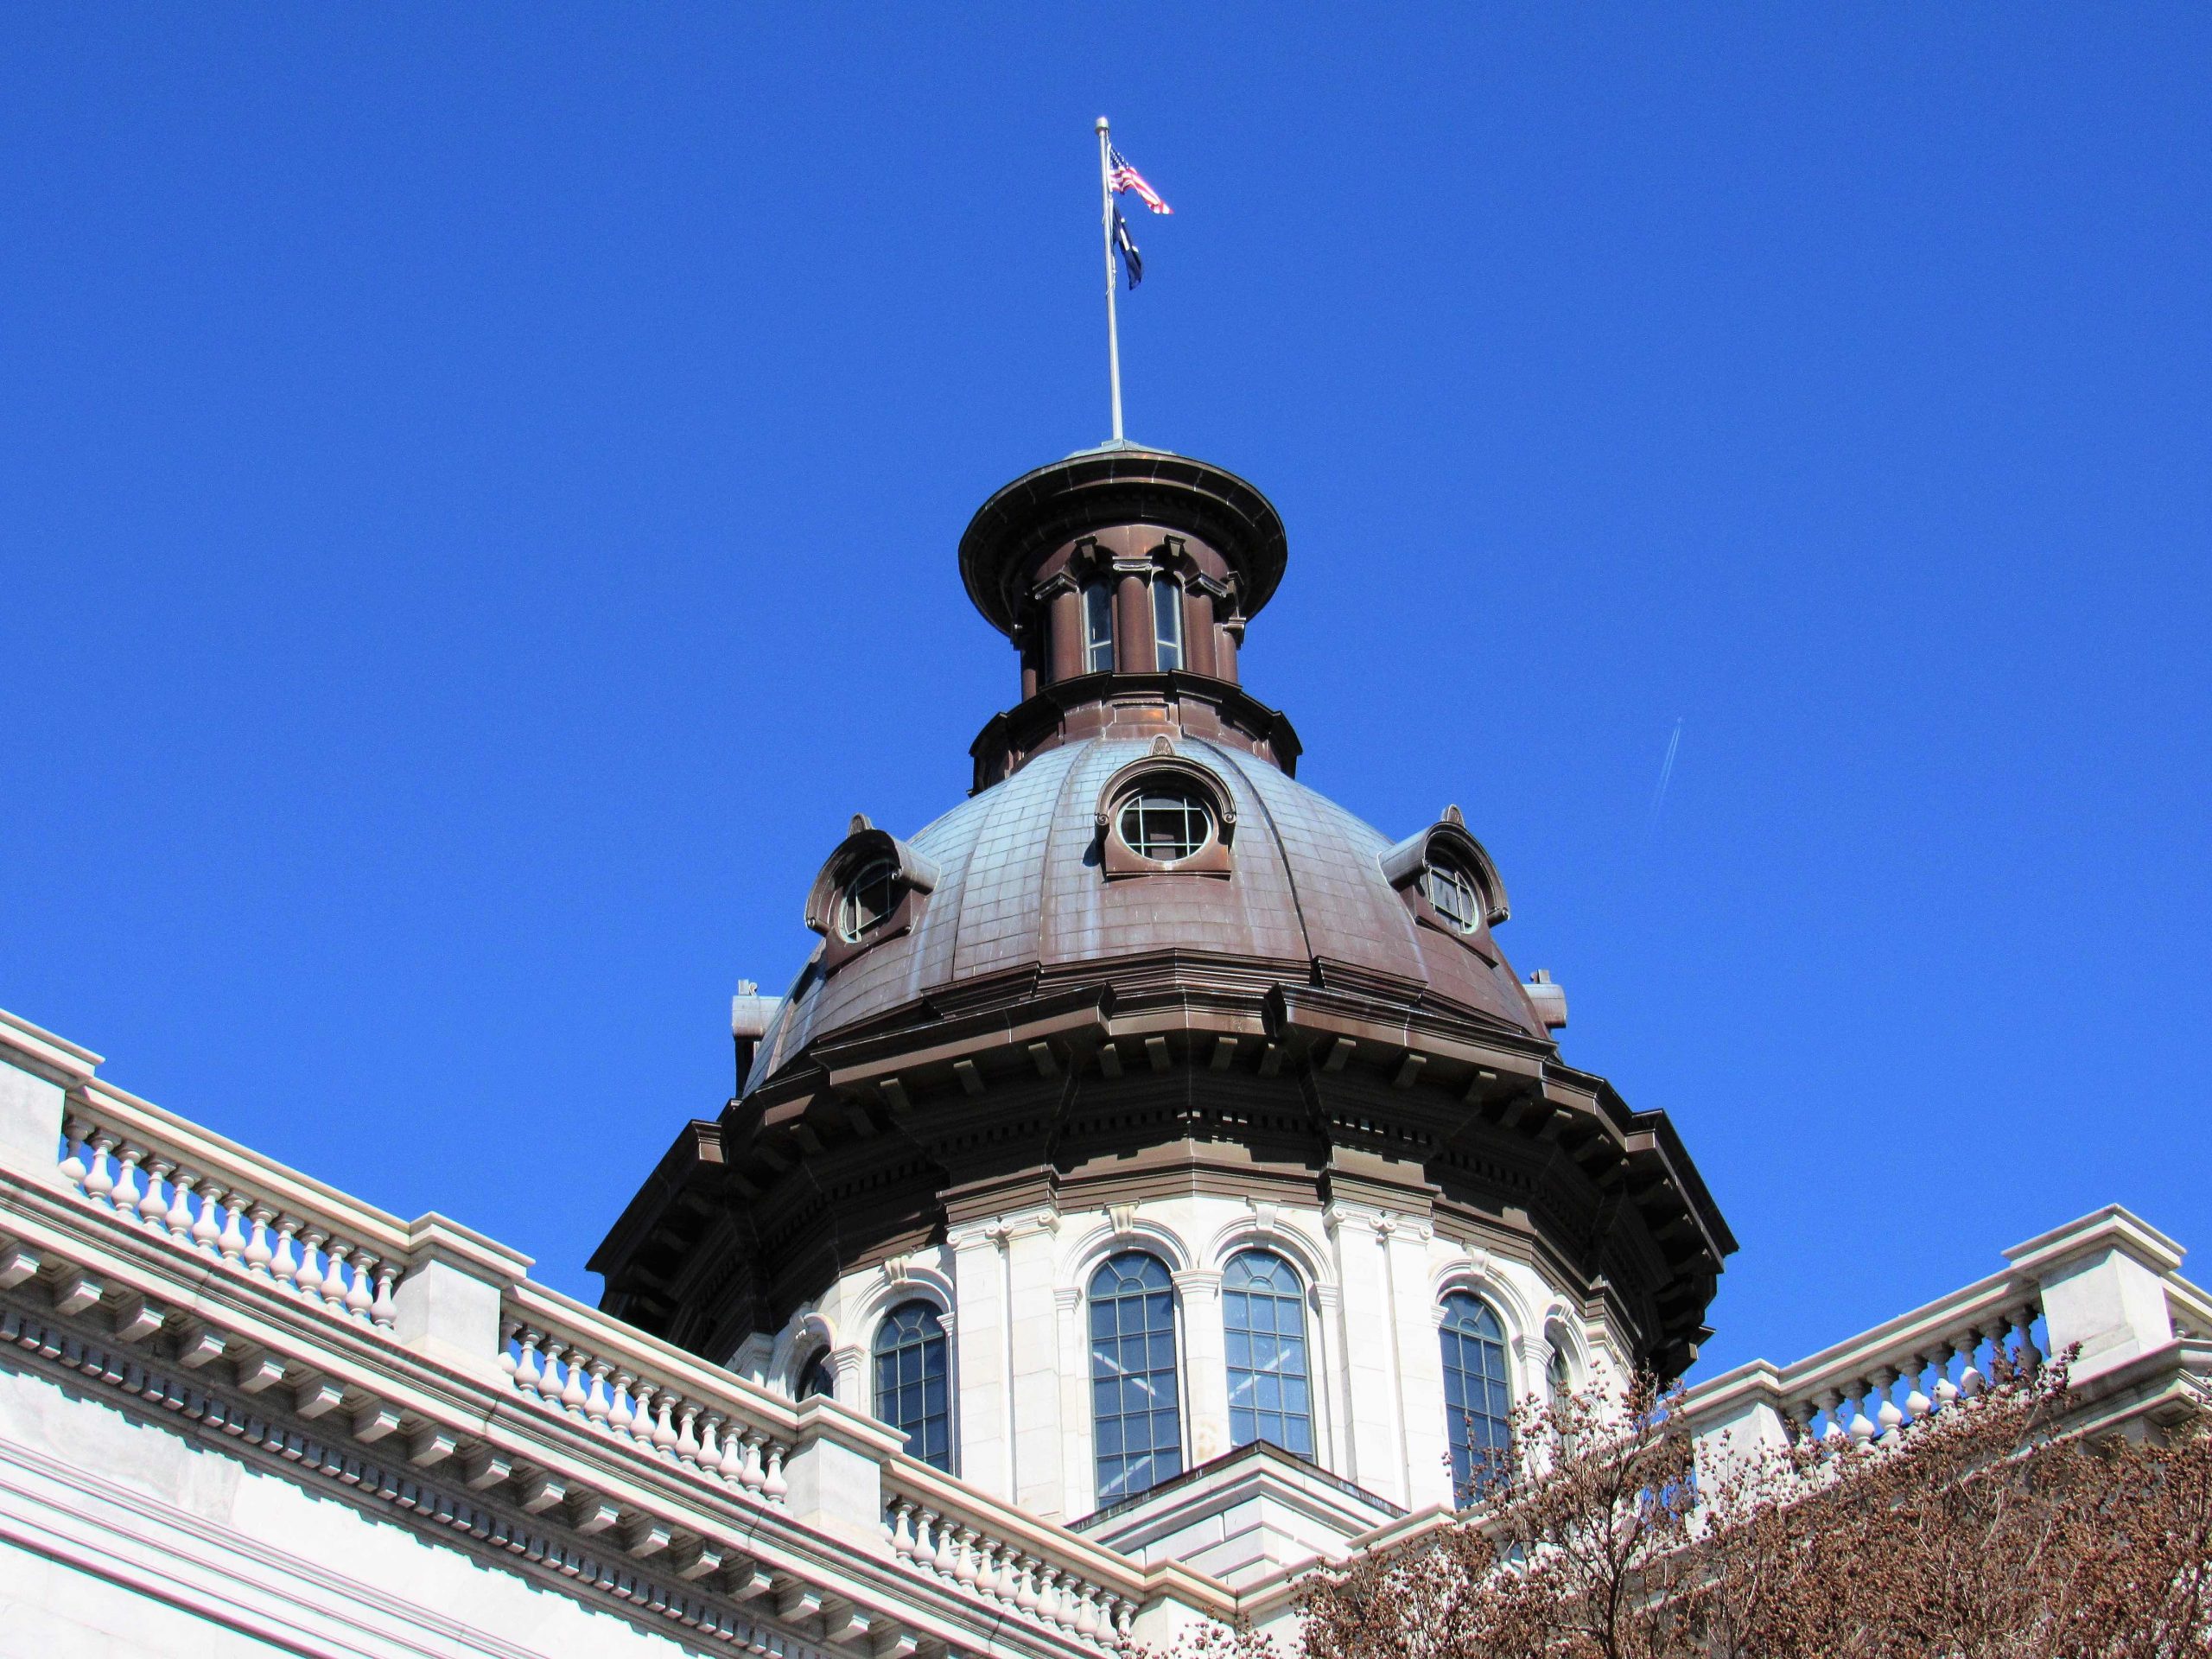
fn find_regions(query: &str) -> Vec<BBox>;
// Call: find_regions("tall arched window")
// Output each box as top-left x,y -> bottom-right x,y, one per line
1440,1291 -> 1512,1503
798,1349 -> 837,1402
1223,1250 -> 1314,1458
1090,1252 -> 1182,1503
1084,582 -> 1115,673
873,1301 -> 951,1471
1152,576 -> 1184,671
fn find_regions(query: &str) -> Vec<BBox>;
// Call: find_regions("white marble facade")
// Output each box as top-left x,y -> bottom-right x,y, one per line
742,1192 -> 1623,1522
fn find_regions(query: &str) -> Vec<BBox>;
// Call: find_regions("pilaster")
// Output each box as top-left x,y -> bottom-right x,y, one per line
948,1224 -> 1010,1497
1172,1268 -> 1228,1466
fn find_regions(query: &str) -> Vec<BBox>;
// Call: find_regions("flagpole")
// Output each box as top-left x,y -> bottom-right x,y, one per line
1096,116 -> 1124,443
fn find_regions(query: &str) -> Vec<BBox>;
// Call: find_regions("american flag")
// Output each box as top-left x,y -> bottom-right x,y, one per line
1108,145 -> 1173,215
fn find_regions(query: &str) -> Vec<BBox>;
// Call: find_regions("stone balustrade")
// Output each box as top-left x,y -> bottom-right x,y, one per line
883,1462 -> 1144,1649
1681,1205 -> 2202,1465
502,1281 -> 798,1506
54,1097 -> 413,1333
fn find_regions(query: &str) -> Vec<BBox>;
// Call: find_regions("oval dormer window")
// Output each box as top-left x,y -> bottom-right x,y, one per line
1421,856 -> 1483,933
837,856 -> 902,943
1116,786 -> 1214,864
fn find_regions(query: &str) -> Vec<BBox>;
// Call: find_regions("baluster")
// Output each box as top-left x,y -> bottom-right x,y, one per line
715,1416 -> 747,1483
2013,1301 -> 2044,1376
586,1361 -> 615,1429
676,1403 -> 703,1465
952,1526 -> 982,1587
217,1192 -> 249,1265
737,1427 -> 766,1490
271,1217 -> 304,1294
762,1440 -> 788,1499
890,1500 -> 918,1560
912,1508 -> 939,1570
138,1157 -> 174,1230
1872,1366 -> 1904,1441
321,1239 -> 354,1306
608,1371 -> 639,1438
537,1339 -> 568,1407
1930,1337 -> 1961,1412
499,1319 -> 521,1379
1014,1554 -> 1040,1613
628,1382 -> 658,1446
344,1250 -> 376,1321
1815,1388 -> 1847,1446
514,1328 -> 545,1395
298,1228 -> 330,1304
697,1409 -> 724,1471
371,1260 -> 398,1330
650,1389 -> 680,1456
84,1130 -> 118,1205
1076,1586 -> 1101,1638
191,1180 -> 225,1254
560,1345 -> 593,1415
164,1166 -> 199,1239
111,1143 -> 146,1219
995,1541 -> 1020,1601
932,1510 -> 960,1574
1845,1380 -> 1876,1446
1115,1595 -> 1136,1647
1904,1351 -> 1934,1423
967,1536 -> 996,1595
244,1205 -> 276,1276
1957,1324 -> 1987,1397
1034,1567 -> 1065,1625
58,1118 -> 92,1188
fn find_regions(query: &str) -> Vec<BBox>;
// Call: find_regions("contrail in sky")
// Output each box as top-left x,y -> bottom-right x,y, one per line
1645,718 -> 1683,840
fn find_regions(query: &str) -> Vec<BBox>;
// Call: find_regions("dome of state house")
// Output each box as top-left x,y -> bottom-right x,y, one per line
594,442 -> 1733,1523
746,733 -> 1554,1078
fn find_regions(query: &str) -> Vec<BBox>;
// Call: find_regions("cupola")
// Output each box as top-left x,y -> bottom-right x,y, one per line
961,444 -> 1302,790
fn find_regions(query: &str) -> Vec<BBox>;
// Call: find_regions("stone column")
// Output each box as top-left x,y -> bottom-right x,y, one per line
1325,1206 -> 1407,1507
1042,577 -> 1083,685
1112,561 -> 1154,674
1173,1268 -> 1230,1467
1006,1214 -> 1067,1518
1055,1286 -> 1091,1512
949,1224 -> 1011,1497
1180,583 -> 1218,677
1385,1218 -> 1452,1513
1311,1281 -> 1350,1474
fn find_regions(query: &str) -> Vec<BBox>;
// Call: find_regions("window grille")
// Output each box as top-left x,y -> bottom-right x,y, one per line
1153,577 -> 1184,671
1116,788 -> 1213,863
1421,857 -> 1482,932
1223,1250 -> 1314,1458
837,857 -> 901,943
873,1301 -> 952,1471
1440,1291 -> 1512,1503
1090,1252 -> 1183,1503
1084,582 -> 1116,674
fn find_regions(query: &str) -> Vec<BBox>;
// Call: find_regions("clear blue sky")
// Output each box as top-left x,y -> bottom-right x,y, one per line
3,8 -> 2206,1379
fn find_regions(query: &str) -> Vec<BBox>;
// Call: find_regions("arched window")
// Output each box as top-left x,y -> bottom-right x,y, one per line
1223,1250 -> 1314,1458
1090,1252 -> 1182,1503
1152,576 -> 1184,671
873,1301 -> 951,1471
1084,582 -> 1115,674
1440,1292 -> 1512,1503
798,1349 -> 837,1402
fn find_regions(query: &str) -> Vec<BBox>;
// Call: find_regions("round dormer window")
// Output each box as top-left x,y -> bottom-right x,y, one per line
836,856 -> 901,942
1116,786 -> 1215,864
1421,856 -> 1483,932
